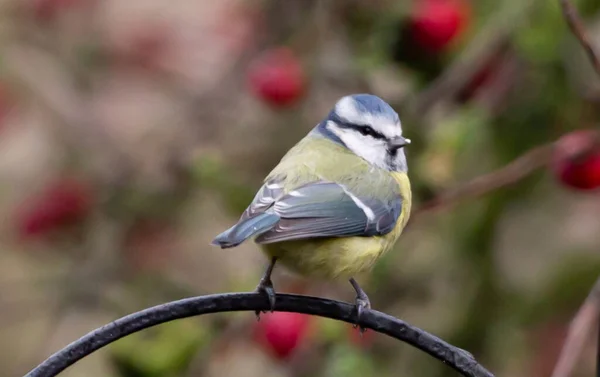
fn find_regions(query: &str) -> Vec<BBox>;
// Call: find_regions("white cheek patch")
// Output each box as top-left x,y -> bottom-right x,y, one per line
326,122 -> 389,170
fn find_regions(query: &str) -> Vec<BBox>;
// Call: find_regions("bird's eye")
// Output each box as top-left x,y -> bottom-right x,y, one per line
357,126 -> 383,139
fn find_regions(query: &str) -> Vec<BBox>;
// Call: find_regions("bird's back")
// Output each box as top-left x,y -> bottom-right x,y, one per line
266,133 -> 401,199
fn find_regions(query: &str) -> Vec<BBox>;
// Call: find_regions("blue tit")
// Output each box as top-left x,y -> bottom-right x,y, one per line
212,94 -> 411,324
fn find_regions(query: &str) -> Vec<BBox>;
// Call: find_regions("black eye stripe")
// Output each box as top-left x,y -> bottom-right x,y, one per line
356,125 -> 385,139
328,113 -> 387,140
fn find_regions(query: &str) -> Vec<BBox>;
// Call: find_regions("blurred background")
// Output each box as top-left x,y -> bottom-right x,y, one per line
1,0 -> 600,376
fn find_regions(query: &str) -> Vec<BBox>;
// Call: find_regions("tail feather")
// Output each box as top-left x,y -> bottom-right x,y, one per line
212,213 -> 280,248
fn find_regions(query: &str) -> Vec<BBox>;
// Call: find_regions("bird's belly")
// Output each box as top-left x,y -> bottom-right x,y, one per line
260,235 -> 393,280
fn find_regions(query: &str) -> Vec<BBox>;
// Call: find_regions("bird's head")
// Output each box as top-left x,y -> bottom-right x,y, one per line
317,94 -> 410,172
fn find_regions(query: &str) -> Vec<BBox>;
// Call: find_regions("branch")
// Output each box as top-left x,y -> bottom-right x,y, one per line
551,277 -> 600,377
23,293 -> 494,377
415,127 -> 600,216
415,143 -> 554,215
559,0 -> 600,77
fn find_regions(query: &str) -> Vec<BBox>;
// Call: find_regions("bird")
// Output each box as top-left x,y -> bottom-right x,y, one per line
212,93 -> 412,328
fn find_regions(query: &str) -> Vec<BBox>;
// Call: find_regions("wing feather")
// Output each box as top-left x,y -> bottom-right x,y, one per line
240,178 -> 285,220
253,181 -> 402,244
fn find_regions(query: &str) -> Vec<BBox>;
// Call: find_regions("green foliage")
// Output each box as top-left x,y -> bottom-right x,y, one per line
322,344 -> 378,377
418,105 -> 492,189
314,317 -> 346,344
520,255 -> 600,325
515,0 -> 566,65
110,320 -> 211,377
491,65 -> 567,161
105,185 -> 186,224
191,156 -> 256,216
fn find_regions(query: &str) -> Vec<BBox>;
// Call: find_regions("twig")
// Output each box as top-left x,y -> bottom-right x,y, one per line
551,4 -> 600,372
23,292 -> 495,377
559,0 -> 600,77
415,143 -> 555,215
551,277 -> 600,377
413,128 -> 600,217
597,316 -> 600,377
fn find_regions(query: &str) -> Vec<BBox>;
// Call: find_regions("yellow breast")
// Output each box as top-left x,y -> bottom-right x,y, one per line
388,171 -> 412,241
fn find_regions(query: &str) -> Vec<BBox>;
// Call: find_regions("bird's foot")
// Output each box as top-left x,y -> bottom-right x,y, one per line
353,294 -> 371,334
349,277 -> 371,334
254,277 -> 276,320
254,258 -> 277,320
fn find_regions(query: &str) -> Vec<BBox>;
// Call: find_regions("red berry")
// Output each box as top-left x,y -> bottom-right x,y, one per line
247,48 -> 306,107
552,130 -> 600,191
253,311 -> 312,360
409,0 -> 471,53
16,178 -> 92,238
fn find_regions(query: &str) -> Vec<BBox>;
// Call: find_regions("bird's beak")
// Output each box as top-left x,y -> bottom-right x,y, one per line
388,136 -> 411,150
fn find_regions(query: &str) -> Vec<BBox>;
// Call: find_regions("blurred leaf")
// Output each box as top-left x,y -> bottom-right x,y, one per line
417,105 -> 491,189
580,0 -> 600,14
314,317 -> 346,344
369,250 -> 395,290
492,64 -> 567,162
107,186 -> 185,222
520,255 -> 600,325
514,0 -> 564,64
322,344 -> 378,377
75,42 -> 109,71
348,1 -> 412,69
192,155 -> 256,215
110,320 -> 210,377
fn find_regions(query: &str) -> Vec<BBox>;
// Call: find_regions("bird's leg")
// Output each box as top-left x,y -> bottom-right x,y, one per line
255,257 -> 277,319
349,277 -> 371,333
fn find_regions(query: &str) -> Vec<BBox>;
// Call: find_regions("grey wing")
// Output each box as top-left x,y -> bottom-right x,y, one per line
240,178 -> 286,220
255,181 -> 403,244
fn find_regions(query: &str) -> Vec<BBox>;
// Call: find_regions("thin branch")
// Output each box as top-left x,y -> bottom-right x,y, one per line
23,292 -> 495,377
414,128 -> 600,216
551,277 -> 600,377
597,313 -> 600,377
559,0 -> 600,76
415,143 -> 555,215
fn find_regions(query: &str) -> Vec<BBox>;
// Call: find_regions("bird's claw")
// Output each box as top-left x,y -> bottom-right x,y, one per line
353,296 -> 371,334
254,278 -> 276,320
